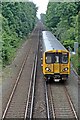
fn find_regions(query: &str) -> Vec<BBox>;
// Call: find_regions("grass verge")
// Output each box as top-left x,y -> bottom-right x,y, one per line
71,53 -> 80,75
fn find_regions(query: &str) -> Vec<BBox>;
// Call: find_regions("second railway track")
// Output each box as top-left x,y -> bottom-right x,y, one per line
2,29 -> 40,119
2,46 -> 31,119
24,53 -> 38,119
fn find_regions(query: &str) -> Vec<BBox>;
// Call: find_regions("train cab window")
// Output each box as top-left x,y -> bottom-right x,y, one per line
46,55 -> 52,64
62,53 -> 68,63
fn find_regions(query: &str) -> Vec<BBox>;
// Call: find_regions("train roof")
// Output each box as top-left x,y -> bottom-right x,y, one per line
42,31 -> 67,52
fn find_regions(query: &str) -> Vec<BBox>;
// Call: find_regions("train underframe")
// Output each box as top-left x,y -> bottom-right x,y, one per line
44,74 -> 68,82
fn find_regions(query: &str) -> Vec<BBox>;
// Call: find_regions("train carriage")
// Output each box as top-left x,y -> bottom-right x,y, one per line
42,31 -> 70,81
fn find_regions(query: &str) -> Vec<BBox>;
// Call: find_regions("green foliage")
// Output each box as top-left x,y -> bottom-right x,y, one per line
45,2 -> 79,49
78,12 -> 80,57
63,40 -> 74,50
71,54 -> 78,72
2,15 -> 21,66
71,53 -> 80,75
2,2 -> 37,66
45,2 -> 60,29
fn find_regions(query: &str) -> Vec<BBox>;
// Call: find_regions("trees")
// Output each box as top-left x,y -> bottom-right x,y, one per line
2,2 -> 37,66
45,2 -> 60,30
45,2 -> 79,50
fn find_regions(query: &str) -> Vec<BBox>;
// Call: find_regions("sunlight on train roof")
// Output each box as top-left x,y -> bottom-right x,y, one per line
42,31 -> 67,52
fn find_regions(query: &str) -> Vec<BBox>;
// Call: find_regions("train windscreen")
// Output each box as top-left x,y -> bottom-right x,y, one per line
62,53 -> 68,63
45,52 -> 68,64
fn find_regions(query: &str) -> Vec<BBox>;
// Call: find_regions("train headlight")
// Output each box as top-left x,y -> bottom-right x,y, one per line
63,67 -> 68,72
45,67 -> 51,72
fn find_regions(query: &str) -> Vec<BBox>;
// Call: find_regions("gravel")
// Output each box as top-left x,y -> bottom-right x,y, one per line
65,68 -> 78,114
33,39 -> 47,118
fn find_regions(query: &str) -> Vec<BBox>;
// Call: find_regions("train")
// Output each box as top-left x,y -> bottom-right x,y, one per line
41,31 -> 70,82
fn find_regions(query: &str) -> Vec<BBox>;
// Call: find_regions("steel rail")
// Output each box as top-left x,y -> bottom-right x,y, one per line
24,31 -> 39,119
29,31 -> 40,119
64,86 -> 78,120
30,54 -> 37,119
24,54 -> 37,120
49,85 -> 56,119
24,55 -> 35,119
45,83 -> 50,120
2,49 -> 31,120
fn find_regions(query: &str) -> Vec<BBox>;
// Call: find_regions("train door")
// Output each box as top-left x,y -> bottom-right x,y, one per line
53,53 -> 61,73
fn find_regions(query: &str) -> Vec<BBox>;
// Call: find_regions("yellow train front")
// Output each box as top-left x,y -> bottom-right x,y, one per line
42,31 -> 70,82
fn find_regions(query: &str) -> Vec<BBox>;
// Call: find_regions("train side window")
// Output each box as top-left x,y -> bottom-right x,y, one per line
46,55 -> 52,64
62,54 -> 68,63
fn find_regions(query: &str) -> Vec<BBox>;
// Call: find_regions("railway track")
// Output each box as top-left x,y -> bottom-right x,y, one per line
2,54 -> 38,120
2,48 -> 31,119
24,53 -> 38,119
2,30 -> 39,119
45,82 -> 78,119
24,31 -> 40,119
